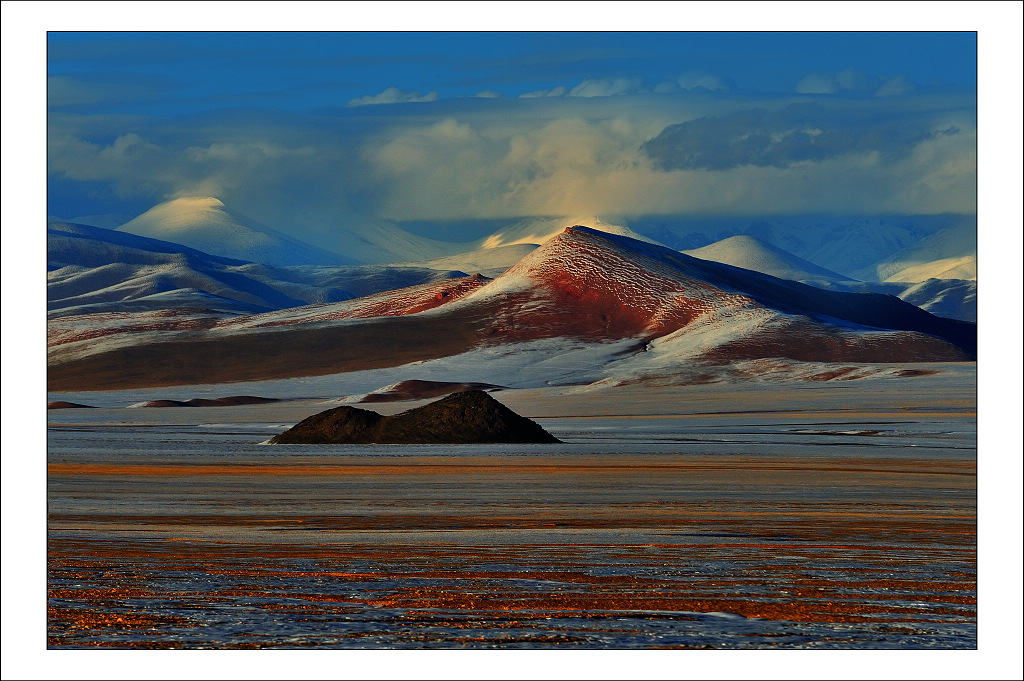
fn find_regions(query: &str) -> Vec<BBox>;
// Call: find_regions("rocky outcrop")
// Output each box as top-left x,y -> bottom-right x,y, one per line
270,390 -> 559,444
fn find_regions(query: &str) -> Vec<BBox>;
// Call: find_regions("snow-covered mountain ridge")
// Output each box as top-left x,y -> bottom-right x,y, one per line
48,225 -> 975,392
48,221 -> 465,318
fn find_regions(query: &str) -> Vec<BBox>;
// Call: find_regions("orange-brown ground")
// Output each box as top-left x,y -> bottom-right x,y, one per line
47,452 -> 976,649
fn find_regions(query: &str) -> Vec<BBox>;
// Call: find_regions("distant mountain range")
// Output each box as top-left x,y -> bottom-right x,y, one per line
48,225 -> 974,392
678,233 -> 976,322
47,198 -> 978,392
48,220 -> 464,317
61,197 -> 976,285
628,214 -> 976,283
857,222 -> 977,283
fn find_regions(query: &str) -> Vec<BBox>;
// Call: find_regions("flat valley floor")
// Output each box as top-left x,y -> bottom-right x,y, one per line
46,366 -> 977,649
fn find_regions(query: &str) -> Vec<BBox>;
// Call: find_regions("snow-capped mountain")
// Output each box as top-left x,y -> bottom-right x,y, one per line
116,197 -> 356,267
449,227 -> 973,355
474,215 -> 664,250
683,235 -> 856,286
48,225 -> 975,392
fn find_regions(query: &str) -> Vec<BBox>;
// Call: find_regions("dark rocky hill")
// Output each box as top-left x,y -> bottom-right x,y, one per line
270,390 -> 559,444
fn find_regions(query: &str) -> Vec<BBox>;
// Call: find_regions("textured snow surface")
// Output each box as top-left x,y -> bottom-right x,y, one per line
47,308 -> 226,364
217,274 -> 490,330
459,226 -> 756,334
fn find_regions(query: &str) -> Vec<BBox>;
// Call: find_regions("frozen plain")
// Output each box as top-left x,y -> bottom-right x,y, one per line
46,363 -> 976,649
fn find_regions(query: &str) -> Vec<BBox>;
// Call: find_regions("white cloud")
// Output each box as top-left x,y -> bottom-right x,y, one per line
475,90 -> 502,98
519,86 -> 567,98
568,77 -> 641,98
357,95 -> 976,220
346,86 -> 439,107
798,68 -> 917,97
796,73 -> 839,94
677,72 -> 728,92
875,75 -> 915,97
48,88 -> 977,242
835,67 -> 870,92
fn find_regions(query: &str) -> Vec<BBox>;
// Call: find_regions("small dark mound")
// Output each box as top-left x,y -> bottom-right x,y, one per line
136,400 -> 190,408
186,395 -> 281,407
47,401 -> 95,409
270,390 -> 559,444
894,369 -> 939,378
359,380 -> 506,403
135,395 -> 280,408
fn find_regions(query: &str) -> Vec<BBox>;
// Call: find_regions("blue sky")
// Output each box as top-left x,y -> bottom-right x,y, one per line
38,16 -> 988,250
47,31 -> 977,117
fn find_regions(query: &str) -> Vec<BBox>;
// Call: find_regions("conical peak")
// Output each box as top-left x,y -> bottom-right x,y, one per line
166,196 -> 224,208
564,224 -> 596,234
122,196 -> 234,229
148,196 -> 228,216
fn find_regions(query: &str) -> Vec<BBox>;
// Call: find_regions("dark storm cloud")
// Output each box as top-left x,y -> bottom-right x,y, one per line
642,103 -> 962,171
